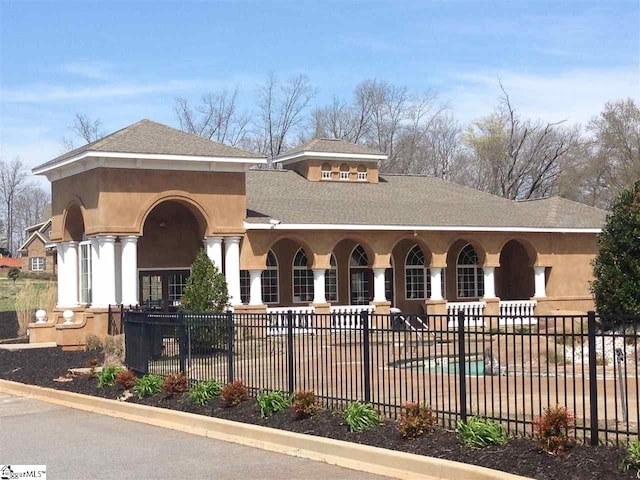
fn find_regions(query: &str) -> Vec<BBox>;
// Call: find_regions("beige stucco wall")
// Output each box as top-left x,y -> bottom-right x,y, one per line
50,166 -> 246,242
242,229 -> 598,313
287,158 -> 379,183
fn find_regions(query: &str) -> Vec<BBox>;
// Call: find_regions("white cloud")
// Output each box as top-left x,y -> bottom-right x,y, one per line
445,66 -> 640,125
61,61 -> 115,81
1,79 -> 206,103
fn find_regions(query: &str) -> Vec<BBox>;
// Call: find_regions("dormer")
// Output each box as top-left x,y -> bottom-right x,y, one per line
273,138 -> 387,184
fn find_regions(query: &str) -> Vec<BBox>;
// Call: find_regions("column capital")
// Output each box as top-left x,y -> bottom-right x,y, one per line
224,236 -> 242,244
97,235 -> 117,244
66,241 -> 79,248
120,235 -> 139,243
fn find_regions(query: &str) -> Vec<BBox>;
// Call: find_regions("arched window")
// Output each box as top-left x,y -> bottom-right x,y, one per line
457,244 -> 484,298
239,249 -> 279,304
321,163 -> 332,180
404,244 -> 446,300
293,248 -> 314,303
357,164 -> 367,181
405,245 -> 426,299
340,164 -> 350,181
349,245 -> 370,304
262,250 -> 279,304
325,254 -> 338,302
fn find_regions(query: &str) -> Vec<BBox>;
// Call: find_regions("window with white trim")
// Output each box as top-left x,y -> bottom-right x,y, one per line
79,241 -> 92,304
457,244 -> 484,298
293,249 -> 314,303
405,245 -> 425,299
357,164 -> 367,181
339,164 -> 350,180
321,163 -> 332,180
404,244 -> 446,300
325,254 -> 338,302
169,272 -> 189,306
30,257 -> 45,272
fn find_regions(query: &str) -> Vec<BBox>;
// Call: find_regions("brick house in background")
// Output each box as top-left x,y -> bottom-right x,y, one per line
19,218 -> 57,274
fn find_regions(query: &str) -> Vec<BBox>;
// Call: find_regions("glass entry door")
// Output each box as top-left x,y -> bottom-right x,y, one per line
350,268 -> 372,305
139,270 -> 190,311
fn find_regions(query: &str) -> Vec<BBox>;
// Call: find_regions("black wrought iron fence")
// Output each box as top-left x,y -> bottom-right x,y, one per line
123,309 -> 640,446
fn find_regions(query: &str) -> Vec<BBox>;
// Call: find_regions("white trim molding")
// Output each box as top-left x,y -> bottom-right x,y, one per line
272,150 -> 387,166
244,222 -> 601,234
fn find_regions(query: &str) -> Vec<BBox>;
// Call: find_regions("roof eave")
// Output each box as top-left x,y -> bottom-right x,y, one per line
272,150 -> 387,166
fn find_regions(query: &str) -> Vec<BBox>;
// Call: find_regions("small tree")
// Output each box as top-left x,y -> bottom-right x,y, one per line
181,249 -> 230,353
591,180 -> 640,316
181,248 -> 229,313
7,267 -> 20,284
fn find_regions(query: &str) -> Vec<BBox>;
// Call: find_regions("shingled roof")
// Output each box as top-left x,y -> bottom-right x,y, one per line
246,170 -> 606,230
34,119 -> 264,172
275,138 -> 386,161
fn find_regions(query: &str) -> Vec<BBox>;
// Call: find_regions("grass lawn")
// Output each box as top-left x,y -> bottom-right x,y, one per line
0,275 -> 56,311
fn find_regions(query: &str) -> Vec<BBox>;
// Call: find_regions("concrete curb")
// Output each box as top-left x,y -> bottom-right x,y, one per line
0,379 -> 531,480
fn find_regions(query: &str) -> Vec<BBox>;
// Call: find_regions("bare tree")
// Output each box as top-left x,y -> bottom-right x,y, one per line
255,73 -> 316,159
461,83 -> 575,200
14,184 -> 50,248
0,157 -> 28,253
174,88 -> 251,146
61,113 -> 105,152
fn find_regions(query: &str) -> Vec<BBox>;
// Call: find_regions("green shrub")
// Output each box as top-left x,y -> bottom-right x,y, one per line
188,379 -> 223,406
133,374 -> 164,399
291,390 -> 320,419
220,380 -> 248,408
7,267 -> 20,283
397,402 -> 437,439
257,391 -> 291,417
620,440 -> 640,476
343,402 -> 380,433
532,405 -> 575,454
181,249 -> 230,352
96,366 -> 124,388
457,417 -> 507,448
592,180 -> 640,317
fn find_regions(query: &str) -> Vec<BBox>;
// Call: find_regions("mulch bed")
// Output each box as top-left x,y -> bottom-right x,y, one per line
0,347 -> 634,480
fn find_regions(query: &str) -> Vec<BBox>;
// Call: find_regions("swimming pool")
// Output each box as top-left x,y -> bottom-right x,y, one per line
394,356 -> 486,376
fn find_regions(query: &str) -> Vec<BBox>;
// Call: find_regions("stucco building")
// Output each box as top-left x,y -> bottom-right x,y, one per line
29,120 -> 606,345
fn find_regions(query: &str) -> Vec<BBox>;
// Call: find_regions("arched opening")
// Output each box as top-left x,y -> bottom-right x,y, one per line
445,239 -> 485,301
321,162 -> 332,180
138,200 -> 207,311
326,254 -> 338,303
240,250 -> 279,304
349,244 -> 371,305
292,248 -> 314,303
339,163 -> 350,181
63,203 -> 85,242
357,164 -> 367,181
496,240 -> 535,300
64,204 -> 91,305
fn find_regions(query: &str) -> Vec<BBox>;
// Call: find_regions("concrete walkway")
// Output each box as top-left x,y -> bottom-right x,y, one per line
0,393 -> 387,480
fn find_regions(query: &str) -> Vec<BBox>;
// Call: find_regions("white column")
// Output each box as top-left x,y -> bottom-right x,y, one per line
483,266 -> 496,298
121,236 -> 139,306
90,238 -> 102,307
429,267 -> 443,301
372,267 -> 387,302
204,236 -> 223,271
114,240 -> 122,304
312,269 -> 326,304
63,241 -> 79,307
224,237 -> 242,306
534,266 -> 547,298
248,269 -> 263,305
98,236 -> 117,307
56,242 -> 66,307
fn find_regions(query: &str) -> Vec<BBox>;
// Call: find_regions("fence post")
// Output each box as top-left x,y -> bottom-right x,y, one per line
178,310 -> 186,374
588,310 -> 599,446
287,310 -> 295,393
458,309 -> 467,423
141,312 -> 149,375
227,310 -> 234,383
362,309 -> 372,403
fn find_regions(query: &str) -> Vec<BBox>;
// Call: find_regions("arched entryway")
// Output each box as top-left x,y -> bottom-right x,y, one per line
138,200 -> 207,310
496,240 -> 535,300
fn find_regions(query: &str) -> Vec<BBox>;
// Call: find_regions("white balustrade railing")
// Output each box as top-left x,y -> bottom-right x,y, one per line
330,305 -> 375,330
446,301 -> 486,328
499,300 -> 537,326
266,306 -> 315,335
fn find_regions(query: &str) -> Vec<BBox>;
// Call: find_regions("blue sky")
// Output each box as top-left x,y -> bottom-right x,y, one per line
1,0 -> 639,174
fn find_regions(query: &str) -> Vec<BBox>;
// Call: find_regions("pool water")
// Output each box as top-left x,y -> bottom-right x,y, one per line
444,359 -> 485,376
